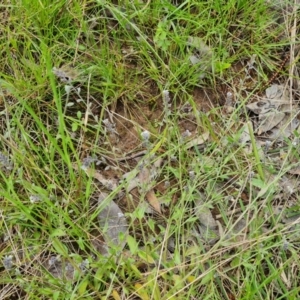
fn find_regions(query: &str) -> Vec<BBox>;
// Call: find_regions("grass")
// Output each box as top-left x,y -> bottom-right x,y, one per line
1,0 -> 300,299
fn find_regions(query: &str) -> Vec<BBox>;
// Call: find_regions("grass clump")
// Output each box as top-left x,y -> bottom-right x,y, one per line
1,0 -> 300,299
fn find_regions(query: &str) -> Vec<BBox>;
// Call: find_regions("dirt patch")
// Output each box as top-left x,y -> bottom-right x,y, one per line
193,86 -> 220,112
108,86 -> 221,157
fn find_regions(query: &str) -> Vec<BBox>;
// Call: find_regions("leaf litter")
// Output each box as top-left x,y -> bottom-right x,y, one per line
97,194 -> 128,254
246,84 -> 300,140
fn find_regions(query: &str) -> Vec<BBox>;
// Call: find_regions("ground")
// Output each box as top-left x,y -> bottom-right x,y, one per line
0,1 -> 300,299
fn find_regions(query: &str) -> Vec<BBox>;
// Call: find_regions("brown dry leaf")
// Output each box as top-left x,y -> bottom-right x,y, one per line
136,158 -> 163,191
256,111 -> 285,135
267,115 -> 300,140
74,163 -> 118,190
84,167 -> 118,191
288,166 -> 300,175
146,189 -> 161,214
185,131 -> 209,149
137,165 -> 151,190
246,100 -> 275,114
247,84 -> 290,115
265,84 -> 285,99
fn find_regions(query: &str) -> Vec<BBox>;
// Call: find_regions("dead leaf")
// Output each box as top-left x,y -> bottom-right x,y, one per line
280,176 -> 297,195
123,158 -> 163,191
256,111 -> 285,135
97,197 -> 128,253
167,235 -> 176,252
288,166 -> 300,175
196,224 -> 219,245
247,85 -> 290,115
265,84 -> 283,99
194,198 -> 217,229
189,54 -> 201,65
145,189 -> 161,214
222,218 -> 247,242
185,132 -> 209,149
80,166 -> 118,190
44,256 -> 75,281
138,165 -> 151,191
93,171 -> 118,190
267,115 -> 300,140
246,100 -> 274,114
239,121 -> 253,144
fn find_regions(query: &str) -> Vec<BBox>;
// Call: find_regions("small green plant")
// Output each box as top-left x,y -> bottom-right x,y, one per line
154,19 -> 172,51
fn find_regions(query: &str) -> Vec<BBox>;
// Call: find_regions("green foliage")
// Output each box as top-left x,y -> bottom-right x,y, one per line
0,0 -> 297,299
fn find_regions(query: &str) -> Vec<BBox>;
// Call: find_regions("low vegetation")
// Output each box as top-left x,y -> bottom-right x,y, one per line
0,0 -> 300,299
